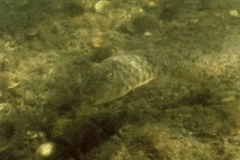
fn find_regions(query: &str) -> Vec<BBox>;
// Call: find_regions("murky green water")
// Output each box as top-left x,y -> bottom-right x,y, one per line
0,1 -> 240,159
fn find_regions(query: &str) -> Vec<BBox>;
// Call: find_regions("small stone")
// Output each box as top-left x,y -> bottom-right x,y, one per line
27,131 -> 45,139
221,95 -> 236,103
229,10 -> 239,17
4,41 -> 15,52
144,31 -> 152,36
7,81 -> 20,89
94,0 -> 110,14
189,19 -> 199,24
147,0 -> 157,8
36,142 -> 55,158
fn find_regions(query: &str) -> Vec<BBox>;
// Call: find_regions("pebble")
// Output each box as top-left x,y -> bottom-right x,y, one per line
94,0 -> 110,14
144,31 -> 152,36
229,10 -> 239,17
36,142 -> 55,158
221,95 -> 236,103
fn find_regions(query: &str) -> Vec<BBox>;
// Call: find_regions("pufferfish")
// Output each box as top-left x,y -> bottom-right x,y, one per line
87,54 -> 156,105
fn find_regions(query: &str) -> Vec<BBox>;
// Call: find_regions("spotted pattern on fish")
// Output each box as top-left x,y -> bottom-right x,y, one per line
88,54 -> 156,105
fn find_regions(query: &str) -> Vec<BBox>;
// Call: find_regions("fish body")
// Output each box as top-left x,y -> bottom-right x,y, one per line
88,54 -> 156,105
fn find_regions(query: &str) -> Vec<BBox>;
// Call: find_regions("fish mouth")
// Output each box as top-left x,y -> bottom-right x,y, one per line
92,91 -> 121,105
92,75 -> 156,105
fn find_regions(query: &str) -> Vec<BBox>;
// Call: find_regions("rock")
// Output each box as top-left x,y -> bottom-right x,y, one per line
95,0 -> 111,14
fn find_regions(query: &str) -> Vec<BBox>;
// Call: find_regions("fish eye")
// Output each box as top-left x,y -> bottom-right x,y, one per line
106,72 -> 115,81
